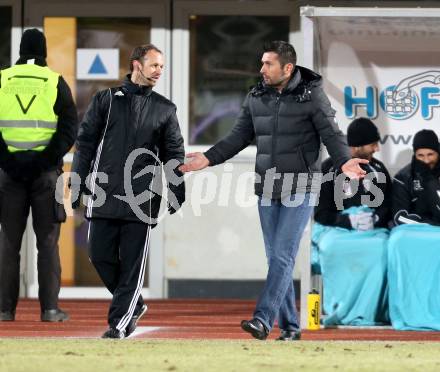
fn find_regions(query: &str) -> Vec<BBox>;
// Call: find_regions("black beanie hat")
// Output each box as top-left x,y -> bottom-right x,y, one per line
19,28 -> 47,59
347,117 -> 380,147
412,129 -> 440,153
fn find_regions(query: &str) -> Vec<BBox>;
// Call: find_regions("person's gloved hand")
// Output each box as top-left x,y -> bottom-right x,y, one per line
168,190 -> 185,215
2,151 -> 41,182
23,151 -> 46,180
71,187 -> 82,209
34,151 -> 52,173
348,211 -> 375,231
69,181 -> 90,209
1,152 -> 21,180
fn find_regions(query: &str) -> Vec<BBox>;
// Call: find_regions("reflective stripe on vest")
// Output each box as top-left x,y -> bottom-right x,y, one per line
5,139 -> 50,149
0,64 -> 59,152
0,120 -> 57,129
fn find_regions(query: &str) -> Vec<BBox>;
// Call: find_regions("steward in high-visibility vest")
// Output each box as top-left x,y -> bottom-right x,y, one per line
0,28 -> 77,323
0,64 -> 59,153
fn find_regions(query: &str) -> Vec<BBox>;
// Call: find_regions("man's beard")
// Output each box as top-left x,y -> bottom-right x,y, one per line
265,74 -> 288,88
356,152 -> 373,161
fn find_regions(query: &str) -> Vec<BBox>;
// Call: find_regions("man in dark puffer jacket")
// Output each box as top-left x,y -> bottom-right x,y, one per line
180,41 -> 367,341
71,44 -> 185,339
393,129 -> 440,226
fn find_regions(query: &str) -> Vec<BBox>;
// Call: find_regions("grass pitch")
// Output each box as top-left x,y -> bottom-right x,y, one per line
1,339 -> 440,372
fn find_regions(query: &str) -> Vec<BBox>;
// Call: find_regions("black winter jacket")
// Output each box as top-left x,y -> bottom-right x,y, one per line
392,157 -> 440,226
314,157 -> 392,229
204,66 -> 351,199
71,76 -> 185,224
0,57 -> 78,178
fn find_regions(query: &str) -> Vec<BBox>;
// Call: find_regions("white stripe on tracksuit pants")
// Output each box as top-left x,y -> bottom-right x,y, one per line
88,219 -> 151,332
116,225 -> 151,332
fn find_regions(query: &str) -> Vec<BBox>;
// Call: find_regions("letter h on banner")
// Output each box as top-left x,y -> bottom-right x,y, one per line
344,86 -> 377,119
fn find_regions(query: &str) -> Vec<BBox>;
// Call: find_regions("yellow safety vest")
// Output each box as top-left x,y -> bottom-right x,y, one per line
0,64 -> 59,152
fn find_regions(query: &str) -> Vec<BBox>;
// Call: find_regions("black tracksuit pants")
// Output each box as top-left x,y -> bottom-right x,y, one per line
88,218 -> 150,331
0,169 -> 64,312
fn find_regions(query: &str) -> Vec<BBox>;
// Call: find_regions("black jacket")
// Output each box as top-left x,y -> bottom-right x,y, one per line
0,57 -> 78,179
71,76 -> 185,224
314,157 -> 392,229
392,157 -> 440,226
204,66 -> 351,199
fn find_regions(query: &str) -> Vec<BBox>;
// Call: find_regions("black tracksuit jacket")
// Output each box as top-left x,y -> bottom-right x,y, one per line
72,76 -> 185,224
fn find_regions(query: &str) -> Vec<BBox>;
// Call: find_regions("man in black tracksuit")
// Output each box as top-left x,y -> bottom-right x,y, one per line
393,129 -> 440,226
71,44 -> 185,338
315,118 -> 392,230
0,29 -> 77,322
180,41 -> 366,341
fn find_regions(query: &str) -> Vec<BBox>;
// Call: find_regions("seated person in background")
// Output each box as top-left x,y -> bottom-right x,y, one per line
392,129 -> 440,225
312,117 -> 391,326
315,117 -> 392,230
388,129 -> 440,331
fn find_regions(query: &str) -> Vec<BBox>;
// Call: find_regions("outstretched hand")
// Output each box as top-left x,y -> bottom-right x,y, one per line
178,152 -> 210,173
341,158 -> 369,179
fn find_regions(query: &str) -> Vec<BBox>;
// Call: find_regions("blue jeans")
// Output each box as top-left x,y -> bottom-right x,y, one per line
255,193 -> 314,332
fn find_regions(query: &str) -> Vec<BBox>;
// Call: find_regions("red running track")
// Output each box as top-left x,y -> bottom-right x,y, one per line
1,299 -> 440,341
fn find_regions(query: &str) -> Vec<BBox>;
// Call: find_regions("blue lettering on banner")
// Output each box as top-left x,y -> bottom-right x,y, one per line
344,86 -> 377,119
420,87 -> 440,120
344,70 -> 440,121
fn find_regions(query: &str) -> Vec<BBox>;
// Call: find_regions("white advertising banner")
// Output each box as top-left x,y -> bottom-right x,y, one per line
312,15 -> 440,173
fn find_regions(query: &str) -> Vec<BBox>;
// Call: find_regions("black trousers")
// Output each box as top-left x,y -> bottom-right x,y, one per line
88,218 -> 150,330
0,169 -> 65,312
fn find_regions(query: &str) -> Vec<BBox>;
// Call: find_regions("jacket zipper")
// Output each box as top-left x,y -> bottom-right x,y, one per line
272,92 -> 281,168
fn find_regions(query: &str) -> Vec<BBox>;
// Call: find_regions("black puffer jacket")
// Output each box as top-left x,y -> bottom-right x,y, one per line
72,76 -> 185,224
392,157 -> 440,226
204,66 -> 350,199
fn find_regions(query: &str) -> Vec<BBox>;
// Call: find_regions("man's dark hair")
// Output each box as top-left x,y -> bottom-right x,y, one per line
129,44 -> 162,72
263,40 -> 296,67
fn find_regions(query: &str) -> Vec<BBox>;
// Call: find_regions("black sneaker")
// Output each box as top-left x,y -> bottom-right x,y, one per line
41,308 -> 69,322
125,304 -> 148,337
102,328 -> 126,339
276,329 -> 301,341
0,311 -> 15,321
240,318 -> 269,340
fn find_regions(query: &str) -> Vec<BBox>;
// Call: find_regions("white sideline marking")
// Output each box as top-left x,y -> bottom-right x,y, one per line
127,326 -> 161,338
